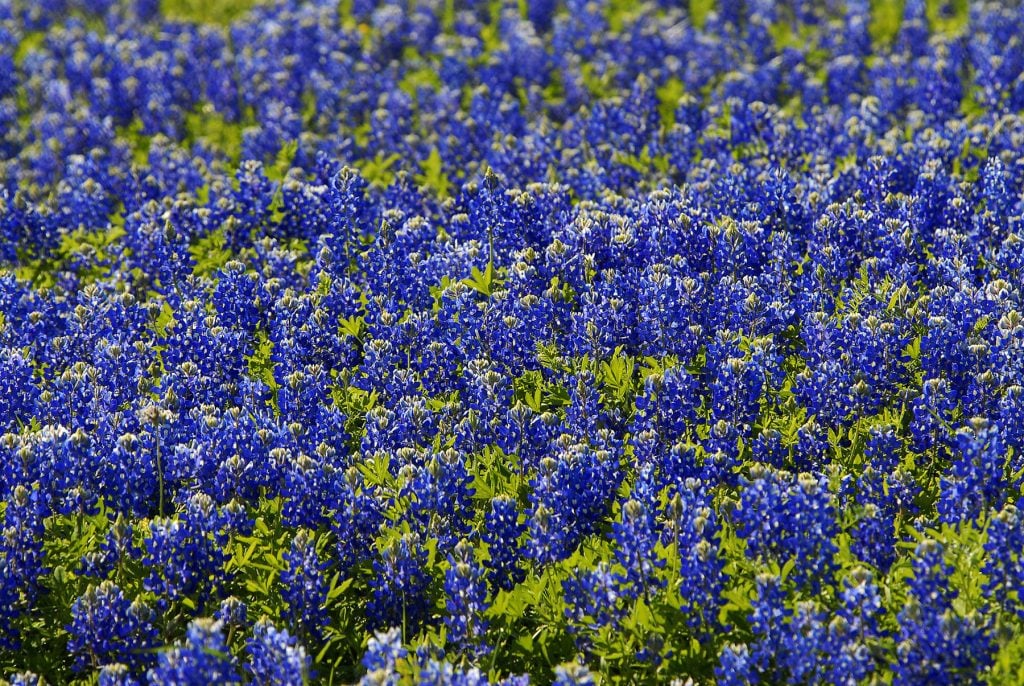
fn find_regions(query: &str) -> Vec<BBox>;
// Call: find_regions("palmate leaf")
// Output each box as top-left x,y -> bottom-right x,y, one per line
415,147 -> 452,198
357,152 -> 402,188
463,261 -> 503,297
190,228 -> 233,278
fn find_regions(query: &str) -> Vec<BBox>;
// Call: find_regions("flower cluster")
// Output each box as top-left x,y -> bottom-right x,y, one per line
1,0 -> 1024,683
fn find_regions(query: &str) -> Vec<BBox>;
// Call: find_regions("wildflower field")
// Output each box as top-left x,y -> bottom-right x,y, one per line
2,0 -> 1024,683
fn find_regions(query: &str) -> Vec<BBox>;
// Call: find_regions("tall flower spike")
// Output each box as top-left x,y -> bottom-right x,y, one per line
483,495 -> 526,592
367,533 -> 432,635
281,528 -> 330,644
246,619 -> 312,686
66,581 -> 159,673
612,498 -> 664,599
444,539 -> 491,657
147,619 -> 241,685
359,627 -> 406,686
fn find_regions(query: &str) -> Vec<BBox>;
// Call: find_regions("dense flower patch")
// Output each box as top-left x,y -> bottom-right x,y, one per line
1,0 -> 1024,683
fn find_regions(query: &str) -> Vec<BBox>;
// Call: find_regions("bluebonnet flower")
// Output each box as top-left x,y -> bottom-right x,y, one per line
332,467 -> 385,573
444,539 -> 491,657
483,495 -> 526,592
0,349 -> 38,433
216,596 -> 248,628
612,499 -> 663,599
0,559 -> 23,652
632,367 -> 701,444
661,480 -> 726,631
894,540 -> 993,685
734,467 -> 837,592
81,514 -> 138,580
213,260 -> 263,339
825,569 -> 887,684
281,528 -> 330,644
706,334 -> 766,432
359,627 -> 406,686
415,656 -> 493,686
721,566 -> 886,684
938,422 -> 1009,524
716,642 -> 754,686
0,484 -> 46,647
563,562 -> 625,643
246,619 -> 312,686
460,358 -> 514,448
743,573 -> 792,671
552,663 -> 595,686
849,428 -> 916,573
66,582 -> 159,673
910,377 -> 958,457
141,493 -> 229,608
402,449 -> 475,549
7,673 -> 45,686
98,664 -> 141,686
147,619 -> 240,685
983,502 -> 1024,619
282,453 -> 333,530
527,441 -> 620,566
493,403 -> 544,468
367,533 -> 432,635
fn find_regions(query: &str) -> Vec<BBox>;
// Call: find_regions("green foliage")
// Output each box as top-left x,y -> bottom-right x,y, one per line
513,369 -> 570,414
0,1 -> 1006,684
190,228 -> 234,278
689,0 -> 715,28
161,0 -> 258,25
612,146 -> 671,177
186,106 -> 246,164
356,152 -> 402,189
990,630 -> 1024,686
13,31 -> 45,66
415,148 -> 452,199
247,329 -> 279,398
398,59 -> 443,100
656,78 -> 685,128
14,223 -> 125,289
598,347 -> 638,420
463,261 -> 503,298
868,0 -> 904,45
868,0 -> 969,46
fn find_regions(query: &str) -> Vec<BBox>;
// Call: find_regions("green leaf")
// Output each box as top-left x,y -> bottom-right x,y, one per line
656,77 -> 685,127
357,152 -> 402,188
339,315 -> 365,340
190,228 -> 233,278
161,0 -> 257,24
154,301 -> 176,338
463,262 -> 503,298
327,574 -> 353,601
415,147 -> 452,198
268,141 -> 299,184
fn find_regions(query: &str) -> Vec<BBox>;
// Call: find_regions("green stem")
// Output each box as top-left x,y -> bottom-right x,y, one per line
155,428 -> 164,518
